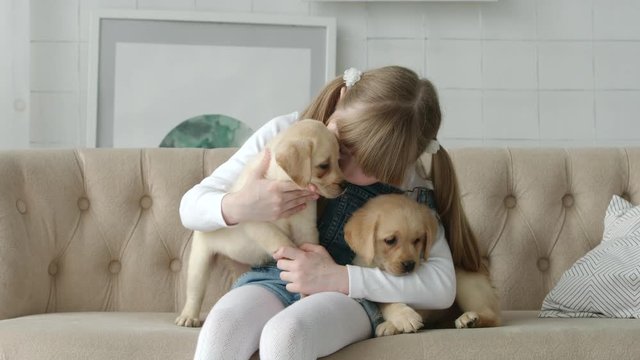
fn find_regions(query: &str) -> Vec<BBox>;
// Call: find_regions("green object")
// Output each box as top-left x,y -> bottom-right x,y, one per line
159,114 -> 253,148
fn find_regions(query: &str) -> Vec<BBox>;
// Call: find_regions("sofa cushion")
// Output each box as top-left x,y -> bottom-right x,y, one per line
328,311 -> 640,360
2,311 -> 638,360
540,195 -> 640,318
0,312 -> 199,360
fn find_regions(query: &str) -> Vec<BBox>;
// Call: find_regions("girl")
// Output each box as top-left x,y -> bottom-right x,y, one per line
180,65 -> 481,360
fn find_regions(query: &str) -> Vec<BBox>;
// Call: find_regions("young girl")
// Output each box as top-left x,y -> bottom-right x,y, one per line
180,65 -> 481,360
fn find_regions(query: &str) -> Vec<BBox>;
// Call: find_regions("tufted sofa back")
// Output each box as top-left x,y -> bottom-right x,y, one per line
0,147 -> 638,320
448,148 -> 639,310
0,148 -> 248,320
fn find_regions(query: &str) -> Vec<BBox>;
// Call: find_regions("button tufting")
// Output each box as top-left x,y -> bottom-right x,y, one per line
48,262 -> 58,276
537,258 -> 550,272
140,196 -> 153,209
108,260 -> 121,274
77,197 -> 90,211
170,259 -> 182,272
504,195 -> 517,209
562,194 -> 574,208
622,192 -> 630,201
16,199 -> 27,214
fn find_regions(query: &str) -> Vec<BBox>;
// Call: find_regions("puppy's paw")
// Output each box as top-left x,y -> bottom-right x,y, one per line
175,314 -> 202,328
455,311 -> 479,329
390,306 -> 423,334
375,321 -> 400,337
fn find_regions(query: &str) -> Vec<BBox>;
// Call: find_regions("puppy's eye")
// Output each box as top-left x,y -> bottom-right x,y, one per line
413,238 -> 421,246
317,163 -> 330,170
384,237 -> 397,246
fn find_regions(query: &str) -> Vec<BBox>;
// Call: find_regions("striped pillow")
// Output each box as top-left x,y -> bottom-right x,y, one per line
539,195 -> 640,318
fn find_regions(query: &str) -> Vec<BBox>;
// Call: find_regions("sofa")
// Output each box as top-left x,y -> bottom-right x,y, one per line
1,147 -> 638,360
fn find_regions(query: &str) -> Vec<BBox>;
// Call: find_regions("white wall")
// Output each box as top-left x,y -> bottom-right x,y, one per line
0,0 -> 29,149
27,0 -> 640,148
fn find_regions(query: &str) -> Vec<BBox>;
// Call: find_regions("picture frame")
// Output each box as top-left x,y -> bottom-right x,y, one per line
86,10 -> 336,148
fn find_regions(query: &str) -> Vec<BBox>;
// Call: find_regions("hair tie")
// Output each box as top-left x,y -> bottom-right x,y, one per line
343,67 -> 362,88
425,139 -> 440,154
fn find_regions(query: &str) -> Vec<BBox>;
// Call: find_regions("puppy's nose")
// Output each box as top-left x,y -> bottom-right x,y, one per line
402,261 -> 415,273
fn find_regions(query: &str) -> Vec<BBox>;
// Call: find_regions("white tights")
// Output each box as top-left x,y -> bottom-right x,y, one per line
193,285 -> 371,360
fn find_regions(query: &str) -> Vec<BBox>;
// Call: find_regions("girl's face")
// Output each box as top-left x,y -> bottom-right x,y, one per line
326,113 -> 379,186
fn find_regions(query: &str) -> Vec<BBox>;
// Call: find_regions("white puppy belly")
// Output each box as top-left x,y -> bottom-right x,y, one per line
195,228 -> 272,265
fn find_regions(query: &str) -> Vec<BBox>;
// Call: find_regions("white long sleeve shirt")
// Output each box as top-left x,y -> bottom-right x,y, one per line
179,112 -> 456,309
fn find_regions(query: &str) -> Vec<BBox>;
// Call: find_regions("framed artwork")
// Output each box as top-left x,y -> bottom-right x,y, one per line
86,10 -> 336,148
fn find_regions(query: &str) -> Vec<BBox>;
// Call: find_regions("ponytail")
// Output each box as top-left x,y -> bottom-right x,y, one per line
301,77 -> 345,124
431,146 -> 482,272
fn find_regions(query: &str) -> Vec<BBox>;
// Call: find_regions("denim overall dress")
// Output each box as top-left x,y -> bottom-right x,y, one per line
232,182 -> 436,336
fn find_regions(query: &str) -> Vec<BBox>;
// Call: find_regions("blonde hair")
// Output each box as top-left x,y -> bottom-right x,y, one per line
302,65 -> 481,272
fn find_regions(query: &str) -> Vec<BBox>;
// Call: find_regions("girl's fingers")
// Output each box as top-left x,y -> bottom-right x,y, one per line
279,268 -> 293,282
298,243 -> 327,254
281,190 -> 317,204
274,247 -> 304,261
250,149 -> 271,179
280,193 -> 319,217
284,192 -> 318,206
276,180 -> 305,193
285,283 -> 300,293
279,203 -> 307,218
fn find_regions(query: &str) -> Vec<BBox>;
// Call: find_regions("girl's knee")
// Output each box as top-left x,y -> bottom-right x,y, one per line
208,305 -> 242,324
203,304 -> 253,338
262,315 -> 309,342
195,306 -> 263,360
260,315 -> 312,360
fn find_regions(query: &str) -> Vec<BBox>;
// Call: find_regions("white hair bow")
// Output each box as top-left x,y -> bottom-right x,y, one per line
425,139 -> 440,154
343,67 -> 362,88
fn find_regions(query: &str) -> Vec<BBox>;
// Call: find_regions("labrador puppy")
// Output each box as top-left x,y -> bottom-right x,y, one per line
176,119 -> 344,327
344,193 -> 500,336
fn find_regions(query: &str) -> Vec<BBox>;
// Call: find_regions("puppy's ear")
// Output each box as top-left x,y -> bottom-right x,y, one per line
344,210 -> 378,265
421,208 -> 439,259
276,139 -> 312,188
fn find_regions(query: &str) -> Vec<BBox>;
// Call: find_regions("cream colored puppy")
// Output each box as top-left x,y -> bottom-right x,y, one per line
345,194 -> 438,336
344,194 -> 500,336
176,119 -> 344,327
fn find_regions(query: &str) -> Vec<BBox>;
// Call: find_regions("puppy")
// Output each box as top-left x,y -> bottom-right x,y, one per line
344,194 -> 438,336
176,119 -> 344,327
344,194 -> 500,336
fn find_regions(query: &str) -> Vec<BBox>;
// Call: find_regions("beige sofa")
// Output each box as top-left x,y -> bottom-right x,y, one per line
1,147 -> 639,360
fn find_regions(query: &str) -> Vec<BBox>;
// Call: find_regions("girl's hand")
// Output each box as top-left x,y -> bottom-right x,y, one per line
274,243 -> 349,295
222,149 -> 318,225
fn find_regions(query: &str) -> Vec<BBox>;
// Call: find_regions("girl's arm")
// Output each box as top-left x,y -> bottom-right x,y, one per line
179,112 -> 300,232
274,223 -> 456,310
